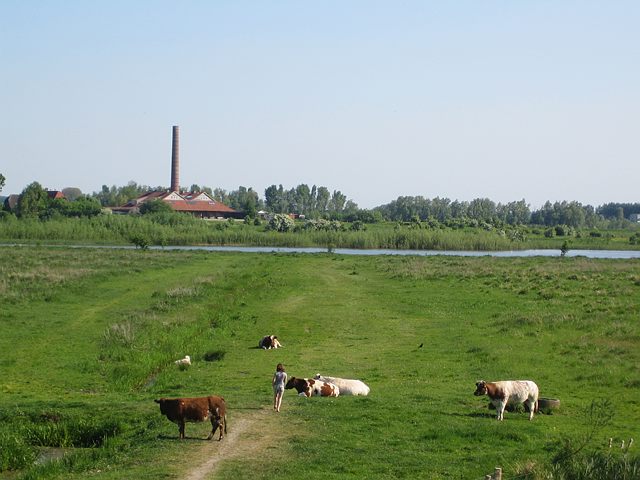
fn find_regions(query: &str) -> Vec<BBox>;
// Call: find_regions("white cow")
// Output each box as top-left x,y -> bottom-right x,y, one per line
474,380 -> 539,421
314,374 -> 370,396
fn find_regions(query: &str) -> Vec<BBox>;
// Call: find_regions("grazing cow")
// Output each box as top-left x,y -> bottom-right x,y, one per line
474,380 -> 539,421
259,335 -> 282,350
154,396 -> 227,440
174,355 -> 191,366
285,377 -> 340,397
313,374 -> 370,396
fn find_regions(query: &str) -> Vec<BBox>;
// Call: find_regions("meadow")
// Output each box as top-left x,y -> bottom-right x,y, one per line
1,246 -> 639,479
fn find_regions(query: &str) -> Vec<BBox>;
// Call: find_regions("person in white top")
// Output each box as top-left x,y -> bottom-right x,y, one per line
272,363 -> 287,412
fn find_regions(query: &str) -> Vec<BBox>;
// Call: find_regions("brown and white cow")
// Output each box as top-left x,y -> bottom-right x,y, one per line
154,395 -> 227,440
259,335 -> 282,350
285,377 -> 340,397
474,380 -> 539,421
313,374 -> 370,396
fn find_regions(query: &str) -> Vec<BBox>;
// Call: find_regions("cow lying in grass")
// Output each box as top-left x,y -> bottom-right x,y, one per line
313,374 -> 370,396
285,377 -> 340,397
259,335 -> 282,349
155,395 -> 227,440
474,380 -> 539,421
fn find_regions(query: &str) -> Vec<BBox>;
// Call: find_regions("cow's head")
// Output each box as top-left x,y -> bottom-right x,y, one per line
313,373 -> 321,380
474,381 -> 488,396
285,377 -> 300,390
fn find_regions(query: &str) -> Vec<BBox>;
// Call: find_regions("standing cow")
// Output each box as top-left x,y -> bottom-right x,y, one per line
155,395 -> 227,440
474,380 -> 539,421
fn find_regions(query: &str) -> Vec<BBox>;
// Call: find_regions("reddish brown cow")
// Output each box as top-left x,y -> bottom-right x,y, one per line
285,377 -> 340,397
154,395 -> 227,440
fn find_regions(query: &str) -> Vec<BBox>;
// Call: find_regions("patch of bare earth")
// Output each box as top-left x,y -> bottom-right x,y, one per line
182,407 -> 287,480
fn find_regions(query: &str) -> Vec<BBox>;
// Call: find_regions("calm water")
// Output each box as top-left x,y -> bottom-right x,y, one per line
3,244 -> 640,259
158,245 -> 640,259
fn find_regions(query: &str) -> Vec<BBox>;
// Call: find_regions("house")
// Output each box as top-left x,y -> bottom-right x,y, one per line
630,213 -> 640,223
47,191 -> 65,200
112,190 -> 243,219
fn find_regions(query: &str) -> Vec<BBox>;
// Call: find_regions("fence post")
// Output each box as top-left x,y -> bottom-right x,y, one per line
494,467 -> 502,480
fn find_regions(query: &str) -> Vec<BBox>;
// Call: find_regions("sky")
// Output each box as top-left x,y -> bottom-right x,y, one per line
1,1 -> 638,209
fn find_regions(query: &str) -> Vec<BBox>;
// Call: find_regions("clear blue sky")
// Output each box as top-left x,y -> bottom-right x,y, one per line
2,1 -> 638,209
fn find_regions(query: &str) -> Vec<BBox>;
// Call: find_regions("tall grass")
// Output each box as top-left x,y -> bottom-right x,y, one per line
0,215 -> 525,250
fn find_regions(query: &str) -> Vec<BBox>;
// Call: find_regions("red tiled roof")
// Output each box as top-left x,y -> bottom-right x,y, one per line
165,200 -> 238,213
114,190 -> 238,214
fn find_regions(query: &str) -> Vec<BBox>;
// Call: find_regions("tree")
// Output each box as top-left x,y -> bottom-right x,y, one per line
17,182 -> 49,218
0,173 -> 5,193
139,199 -> 174,215
62,187 -> 83,201
228,186 -> 260,217
315,187 -> 330,213
329,190 -> 347,212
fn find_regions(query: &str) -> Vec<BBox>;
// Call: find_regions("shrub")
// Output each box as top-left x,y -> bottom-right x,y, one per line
268,214 -> 294,232
129,234 -> 149,250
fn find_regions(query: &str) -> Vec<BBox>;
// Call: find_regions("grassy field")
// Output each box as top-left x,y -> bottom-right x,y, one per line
1,246 -> 639,479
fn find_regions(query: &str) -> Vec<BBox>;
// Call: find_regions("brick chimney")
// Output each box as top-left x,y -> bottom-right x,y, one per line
170,125 -> 179,192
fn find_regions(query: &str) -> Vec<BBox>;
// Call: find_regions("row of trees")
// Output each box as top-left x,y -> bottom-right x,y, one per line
2,173 -> 638,228
264,184 -> 358,217
2,181 -> 102,219
375,196 -> 640,229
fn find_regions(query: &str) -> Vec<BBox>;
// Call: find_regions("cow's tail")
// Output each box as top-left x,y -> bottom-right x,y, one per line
224,414 -> 228,434
534,400 -> 539,413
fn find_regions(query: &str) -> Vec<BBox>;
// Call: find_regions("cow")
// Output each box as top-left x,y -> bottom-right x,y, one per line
259,335 -> 282,350
285,377 -> 340,397
313,374 -> 370,396
154,395 -> 227,440
474,380 -> 539,421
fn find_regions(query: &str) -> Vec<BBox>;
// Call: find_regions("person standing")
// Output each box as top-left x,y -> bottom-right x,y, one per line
272,363 -> 287,412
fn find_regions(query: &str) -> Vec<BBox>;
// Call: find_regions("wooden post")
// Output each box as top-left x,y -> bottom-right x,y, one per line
494,467 -> 503,480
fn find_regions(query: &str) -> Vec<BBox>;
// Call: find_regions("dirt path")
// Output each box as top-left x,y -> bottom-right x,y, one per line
182,407 -> 283,480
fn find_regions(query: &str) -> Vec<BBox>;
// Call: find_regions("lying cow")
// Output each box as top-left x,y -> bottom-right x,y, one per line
259,335 -> 282,350
285,377 -> 340,397
154,395 -> 227,440
474,380 -> 539,421
313,374 -> 370,396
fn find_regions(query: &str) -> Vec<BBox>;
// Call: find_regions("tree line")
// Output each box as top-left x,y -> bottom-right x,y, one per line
1,173 -> 638,229
375,196 -> 640,229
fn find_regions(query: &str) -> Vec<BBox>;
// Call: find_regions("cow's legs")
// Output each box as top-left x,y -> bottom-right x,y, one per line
208,416 -> 224,440
496,401 -> 506,421
526,399 -> 535,420
179,420 -> 186,439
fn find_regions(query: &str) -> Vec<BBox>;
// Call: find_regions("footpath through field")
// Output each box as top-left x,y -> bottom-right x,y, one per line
182,408 -> 287,480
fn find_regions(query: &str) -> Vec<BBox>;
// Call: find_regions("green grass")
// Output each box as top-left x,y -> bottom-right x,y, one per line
1,247 -> 639,479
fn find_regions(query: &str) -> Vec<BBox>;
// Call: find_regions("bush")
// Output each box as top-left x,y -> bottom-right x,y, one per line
129,234 -> 149,250
268,214 -> 294,232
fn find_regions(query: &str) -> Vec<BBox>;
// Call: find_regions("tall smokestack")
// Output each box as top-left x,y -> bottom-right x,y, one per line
170,125 -> 180,192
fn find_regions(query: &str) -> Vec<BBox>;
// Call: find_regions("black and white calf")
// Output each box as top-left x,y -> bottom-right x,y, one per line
474,380 -> 539,421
